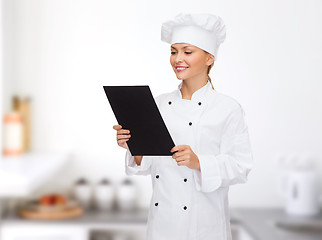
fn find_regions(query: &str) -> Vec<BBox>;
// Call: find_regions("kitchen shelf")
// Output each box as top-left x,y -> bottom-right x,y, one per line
0,153 -> 69,197
1,208 -> 148,226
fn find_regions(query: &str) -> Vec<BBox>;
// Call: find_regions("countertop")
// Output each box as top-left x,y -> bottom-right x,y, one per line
1,207 -> 322,239
231,208 -> 322,240
1,208 -> 148,225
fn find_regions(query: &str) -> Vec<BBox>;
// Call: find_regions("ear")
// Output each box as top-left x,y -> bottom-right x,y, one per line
206,53 -> 215,66
206,54 -> 215,66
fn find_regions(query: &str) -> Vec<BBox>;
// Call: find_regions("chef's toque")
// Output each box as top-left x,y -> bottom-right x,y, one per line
161,13 -> 226,61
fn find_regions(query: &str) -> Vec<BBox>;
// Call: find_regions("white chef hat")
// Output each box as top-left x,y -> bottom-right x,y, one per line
161,13 -> 226,61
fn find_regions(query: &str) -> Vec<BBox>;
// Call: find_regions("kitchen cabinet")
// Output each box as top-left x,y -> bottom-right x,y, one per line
0,209 -> 148,240
1,225 -> 88,240
0,223 -> 252,240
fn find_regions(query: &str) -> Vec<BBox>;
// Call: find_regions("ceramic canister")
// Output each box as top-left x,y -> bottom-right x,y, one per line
116,178 -> 137,211
94,178 -> 115,211
73,178 -> 92,209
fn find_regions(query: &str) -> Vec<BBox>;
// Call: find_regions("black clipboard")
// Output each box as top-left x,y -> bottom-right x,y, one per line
103,85 -> 175,156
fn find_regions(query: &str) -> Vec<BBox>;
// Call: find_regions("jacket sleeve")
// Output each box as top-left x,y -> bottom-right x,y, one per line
125,149 -> 153,176
124,94 -> 163,176
193,104 -> 253,192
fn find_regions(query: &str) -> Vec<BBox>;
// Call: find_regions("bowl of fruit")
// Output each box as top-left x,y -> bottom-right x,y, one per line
19,193 -> 83,220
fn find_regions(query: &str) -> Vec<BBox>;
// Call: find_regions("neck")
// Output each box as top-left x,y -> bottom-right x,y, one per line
180,76 -> 208,100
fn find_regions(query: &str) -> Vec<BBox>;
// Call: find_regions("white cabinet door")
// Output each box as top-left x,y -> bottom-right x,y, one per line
1,224 -> 87,240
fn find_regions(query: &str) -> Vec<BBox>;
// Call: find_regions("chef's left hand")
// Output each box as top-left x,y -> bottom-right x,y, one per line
170,145 -> 200,171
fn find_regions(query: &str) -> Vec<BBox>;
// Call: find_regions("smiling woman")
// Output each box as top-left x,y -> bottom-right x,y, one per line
170,43 -> 215,95
113,12 -> 253,240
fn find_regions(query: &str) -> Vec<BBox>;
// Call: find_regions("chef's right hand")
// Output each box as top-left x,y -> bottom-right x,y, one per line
113,124 -> 131,149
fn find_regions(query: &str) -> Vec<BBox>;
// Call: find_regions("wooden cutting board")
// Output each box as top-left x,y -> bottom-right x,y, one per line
19,205 -> 83,220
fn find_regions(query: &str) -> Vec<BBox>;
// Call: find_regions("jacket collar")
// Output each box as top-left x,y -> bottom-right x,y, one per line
176,80 -> 214,102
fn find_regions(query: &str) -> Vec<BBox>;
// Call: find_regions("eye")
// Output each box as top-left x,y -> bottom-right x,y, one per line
185,52 -> 192,54
171,51 -> 176,55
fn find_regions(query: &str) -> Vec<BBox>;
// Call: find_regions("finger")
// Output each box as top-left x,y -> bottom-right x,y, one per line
117,129 -> 130,135
171,145 -> 182,153
113,125 -> 122,130
171,145 -> 189,153
172,150 -> 187,159
175,156 -> 186,162
118,129 -> 130,134
118,139 -> 130,144
117,134 -> 131,140
177,159 -> 187,166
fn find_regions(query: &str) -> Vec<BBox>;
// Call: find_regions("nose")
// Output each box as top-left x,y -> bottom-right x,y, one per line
175,52 -> 184,63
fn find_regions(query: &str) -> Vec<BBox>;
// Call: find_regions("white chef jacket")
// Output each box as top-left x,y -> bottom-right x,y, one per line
125,80 -> 253,240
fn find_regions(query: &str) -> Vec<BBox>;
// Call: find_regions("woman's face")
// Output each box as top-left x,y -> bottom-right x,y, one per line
170,43 -> 214,81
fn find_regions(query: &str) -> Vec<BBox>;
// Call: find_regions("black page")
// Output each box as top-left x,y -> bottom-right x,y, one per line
103,86 -> 175,156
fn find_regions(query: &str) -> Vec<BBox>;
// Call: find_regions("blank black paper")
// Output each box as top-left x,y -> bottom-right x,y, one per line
103,85 -> 175,156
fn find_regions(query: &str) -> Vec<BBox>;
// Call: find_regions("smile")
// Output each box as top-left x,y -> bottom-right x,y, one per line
176,67 -> 188,72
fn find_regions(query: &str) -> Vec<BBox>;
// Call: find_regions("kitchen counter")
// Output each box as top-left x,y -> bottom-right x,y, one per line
2,208 -> 148,226
231,208 -> 322,240
2,207 -> 322,240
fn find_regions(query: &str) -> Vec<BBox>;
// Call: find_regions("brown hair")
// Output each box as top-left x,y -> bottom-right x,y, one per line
203,50 -> 215,90
207,62 -> 215,90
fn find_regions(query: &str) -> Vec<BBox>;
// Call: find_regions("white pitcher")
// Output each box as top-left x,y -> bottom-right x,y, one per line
280,168 -> 320,216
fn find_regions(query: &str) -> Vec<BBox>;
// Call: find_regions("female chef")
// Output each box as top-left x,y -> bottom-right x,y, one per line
113,13 -> 253,240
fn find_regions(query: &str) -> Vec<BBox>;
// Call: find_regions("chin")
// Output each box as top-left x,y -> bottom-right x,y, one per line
176,73 -> 187,79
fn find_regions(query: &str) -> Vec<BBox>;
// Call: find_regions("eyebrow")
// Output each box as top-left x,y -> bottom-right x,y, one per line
171,46 -> 192,50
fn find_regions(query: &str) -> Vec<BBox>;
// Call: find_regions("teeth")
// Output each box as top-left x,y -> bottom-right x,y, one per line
177,67 -> 187,70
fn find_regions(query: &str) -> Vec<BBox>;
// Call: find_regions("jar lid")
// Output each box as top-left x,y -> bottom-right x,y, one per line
4,112 -> 22,123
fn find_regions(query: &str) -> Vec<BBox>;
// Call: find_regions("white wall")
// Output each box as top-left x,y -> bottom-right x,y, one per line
2,0 -> 322,208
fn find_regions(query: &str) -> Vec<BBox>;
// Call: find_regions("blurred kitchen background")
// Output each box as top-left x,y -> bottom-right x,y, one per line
0,0 -> 322,239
